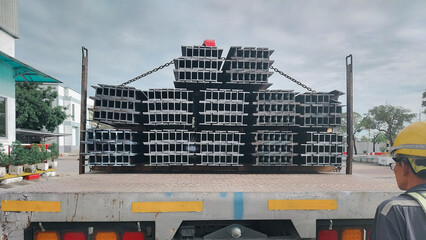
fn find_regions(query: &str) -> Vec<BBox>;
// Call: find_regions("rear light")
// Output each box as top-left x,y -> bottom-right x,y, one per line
34,231 -> 60,240
317,229 -> 338,240
95,231 -> 118,240
63,232 -> 86,240
342,228 -> 364,240
122,232 -> 145,240
367,228 -> 371,240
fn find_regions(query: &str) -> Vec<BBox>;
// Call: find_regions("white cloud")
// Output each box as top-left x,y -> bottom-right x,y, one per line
16,0 -> 426,117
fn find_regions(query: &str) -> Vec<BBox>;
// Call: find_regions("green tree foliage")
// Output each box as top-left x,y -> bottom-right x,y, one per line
27,144 -> 51,164
371,132 -> 386,152
360,136 -> 369,141
363,105 -> 416,146
0,143 -> 11,167
48,143 -> 60,160
337,112 -> 363,155
28,144 -> 43,165
360,117 -> 387,152
9,141 -> 29,165
16,83 -> 67,132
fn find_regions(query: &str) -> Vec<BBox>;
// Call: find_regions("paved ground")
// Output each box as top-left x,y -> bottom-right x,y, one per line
55,154 -> 82,176
0,154 -> 82,190
1,155 -> 399,193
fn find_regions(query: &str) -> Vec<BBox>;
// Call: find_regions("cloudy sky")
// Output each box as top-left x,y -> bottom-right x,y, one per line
15,0 -> 426,117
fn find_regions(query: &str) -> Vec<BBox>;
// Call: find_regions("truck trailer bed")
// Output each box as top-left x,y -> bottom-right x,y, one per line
0,162 -> 401,239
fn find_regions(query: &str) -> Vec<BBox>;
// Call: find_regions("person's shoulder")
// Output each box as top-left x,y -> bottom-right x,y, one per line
378,194 -> 410,207
406,183 -> 426,193
377,194 -> 416,217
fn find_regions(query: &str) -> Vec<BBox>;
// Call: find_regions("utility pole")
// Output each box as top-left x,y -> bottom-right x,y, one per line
79,47 -> 88,174
346,55 -> 353,175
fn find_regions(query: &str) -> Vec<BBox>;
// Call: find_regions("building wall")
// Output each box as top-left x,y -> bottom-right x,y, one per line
0,0 -> 17,153
0,60 -> 16,150
0,0 -> 19,37
355,141 -> 388,155
41,84 -> 80,153
0,0 -> 18,57
41,84 -> 93,154
0,30 -> 15,57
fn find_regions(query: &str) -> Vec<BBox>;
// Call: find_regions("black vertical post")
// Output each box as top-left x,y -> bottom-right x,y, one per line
346,55 -> 353,175
79,47 -> 88,174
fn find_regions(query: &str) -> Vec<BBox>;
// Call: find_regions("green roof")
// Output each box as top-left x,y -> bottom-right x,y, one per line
0,51 -> 62,83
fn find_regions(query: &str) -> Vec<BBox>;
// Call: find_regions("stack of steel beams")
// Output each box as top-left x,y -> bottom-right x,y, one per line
143,130 -> 244,166
81,129 -> 138,166
198,131 -> 244,166
143,129 -> 197,166
295,91 -> 343,127
252,130 -> 297,165
253,90 -> 299,126
91,84 -> 141,125
221,47 -> 274,85
173,45 -> 224,85
142,89 -> 194,126
199,89 -> 249,126
295,131 -> 343,166
85,43 -> 345,170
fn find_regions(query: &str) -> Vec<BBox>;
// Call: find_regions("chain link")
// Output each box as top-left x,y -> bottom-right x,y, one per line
270,66 -> 316,93
119,60 -> 174,87
119,60 -> 316,93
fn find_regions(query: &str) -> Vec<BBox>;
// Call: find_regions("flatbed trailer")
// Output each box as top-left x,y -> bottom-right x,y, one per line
0,162 -> 401,240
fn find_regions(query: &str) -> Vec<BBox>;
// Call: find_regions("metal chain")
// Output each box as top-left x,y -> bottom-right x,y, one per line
270,65 -> 316,93
119,60 -> 174,87
119,59 -> 316,93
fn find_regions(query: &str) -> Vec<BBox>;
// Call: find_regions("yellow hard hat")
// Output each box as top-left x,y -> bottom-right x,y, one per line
391,121 -> 426,157
390,121 -> 426,175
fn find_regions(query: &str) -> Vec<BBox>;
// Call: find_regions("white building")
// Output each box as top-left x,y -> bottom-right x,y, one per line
0,0 -> 18,149
1,0 -> 82,155
41,84 -> 93,154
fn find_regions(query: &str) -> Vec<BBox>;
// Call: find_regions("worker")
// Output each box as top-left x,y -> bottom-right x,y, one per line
370,121 -> 426,240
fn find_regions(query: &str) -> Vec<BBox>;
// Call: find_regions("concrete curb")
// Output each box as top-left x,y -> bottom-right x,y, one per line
353,155 -> 393,166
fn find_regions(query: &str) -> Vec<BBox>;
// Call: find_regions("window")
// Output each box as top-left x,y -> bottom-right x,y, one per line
72,104 -> 75,121
0,97 -> 6,137
72,127 -> 78,146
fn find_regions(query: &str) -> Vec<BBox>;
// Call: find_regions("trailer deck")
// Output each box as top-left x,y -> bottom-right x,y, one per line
1,163 -> 399,193
1,162 -> 401,239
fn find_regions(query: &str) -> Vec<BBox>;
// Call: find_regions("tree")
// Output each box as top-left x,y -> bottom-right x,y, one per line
359,117 -> 387,152
337,112 -> 363,155
16,83 -> 67,132
370,132 -> 386,152
362,105 -> 416,146
360,116 -> 382,152
360,136 -> 369,141
0,143 -> 11,167
8,141 -> 29,165
49,143 -> 60,160
423,90 -> 426,114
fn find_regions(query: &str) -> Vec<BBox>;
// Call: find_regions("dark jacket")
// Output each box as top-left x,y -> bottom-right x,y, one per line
370,183 -> 426,240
